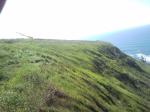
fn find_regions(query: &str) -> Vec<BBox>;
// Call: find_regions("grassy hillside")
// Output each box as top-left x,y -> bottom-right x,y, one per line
0,39 -> 150,112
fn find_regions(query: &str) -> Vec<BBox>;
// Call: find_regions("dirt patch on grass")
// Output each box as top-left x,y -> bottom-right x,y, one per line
39,85 -> 71,112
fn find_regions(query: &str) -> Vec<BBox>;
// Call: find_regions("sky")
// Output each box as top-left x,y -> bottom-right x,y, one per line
0,0 -> 150,40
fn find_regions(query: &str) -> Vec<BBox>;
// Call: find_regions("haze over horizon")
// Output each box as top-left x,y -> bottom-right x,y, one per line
0,0 -> 150,40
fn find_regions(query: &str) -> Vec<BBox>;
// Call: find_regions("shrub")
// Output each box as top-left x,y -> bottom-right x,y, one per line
23,73 -> 44,85
0,73 -> 9,81
0,91 -> 25,111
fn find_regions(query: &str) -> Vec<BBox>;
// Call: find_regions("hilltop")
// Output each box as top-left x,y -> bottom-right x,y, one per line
0,39 -> 150,112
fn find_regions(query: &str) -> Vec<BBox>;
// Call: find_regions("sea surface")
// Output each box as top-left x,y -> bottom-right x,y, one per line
102,36 -> 150,63
90,25 -> 150,63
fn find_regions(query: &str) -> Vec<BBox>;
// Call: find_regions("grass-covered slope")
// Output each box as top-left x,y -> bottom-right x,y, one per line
0,39 -> 150,112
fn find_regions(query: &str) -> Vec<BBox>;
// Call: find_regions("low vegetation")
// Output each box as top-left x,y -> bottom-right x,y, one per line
0,39 -> 150,112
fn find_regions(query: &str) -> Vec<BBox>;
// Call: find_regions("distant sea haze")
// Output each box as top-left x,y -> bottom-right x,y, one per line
95,25 -> 150,63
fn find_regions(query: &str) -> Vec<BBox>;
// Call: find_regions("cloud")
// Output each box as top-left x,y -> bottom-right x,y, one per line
0,0 -> 150,39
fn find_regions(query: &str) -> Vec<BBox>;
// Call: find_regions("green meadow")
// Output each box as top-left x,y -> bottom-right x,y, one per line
0,39 -> 149,112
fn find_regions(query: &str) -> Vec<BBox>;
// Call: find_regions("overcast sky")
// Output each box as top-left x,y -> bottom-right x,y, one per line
0,0 -> 150,40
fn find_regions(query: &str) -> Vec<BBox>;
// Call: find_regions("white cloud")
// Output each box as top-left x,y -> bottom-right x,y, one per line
0,0 -> 150,39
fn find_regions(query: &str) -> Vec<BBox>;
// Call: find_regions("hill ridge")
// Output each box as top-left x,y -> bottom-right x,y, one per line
0,39 -> 150,112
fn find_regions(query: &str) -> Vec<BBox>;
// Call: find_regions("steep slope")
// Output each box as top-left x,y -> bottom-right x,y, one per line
0,39 -> 150,112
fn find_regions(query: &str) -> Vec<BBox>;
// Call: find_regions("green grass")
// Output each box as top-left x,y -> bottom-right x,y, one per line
0,39 -> 150,112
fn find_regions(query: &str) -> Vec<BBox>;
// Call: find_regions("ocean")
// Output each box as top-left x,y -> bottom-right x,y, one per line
91,25 -> 150,63
102,36 -> 150,63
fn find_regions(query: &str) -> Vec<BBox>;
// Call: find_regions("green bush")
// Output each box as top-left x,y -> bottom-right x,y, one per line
0,91 -> 25,112
23,73 -> 44,85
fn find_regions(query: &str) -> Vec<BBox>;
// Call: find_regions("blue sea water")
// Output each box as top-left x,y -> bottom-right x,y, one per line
90,25 -> 150,62
101,36 -> 150,55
